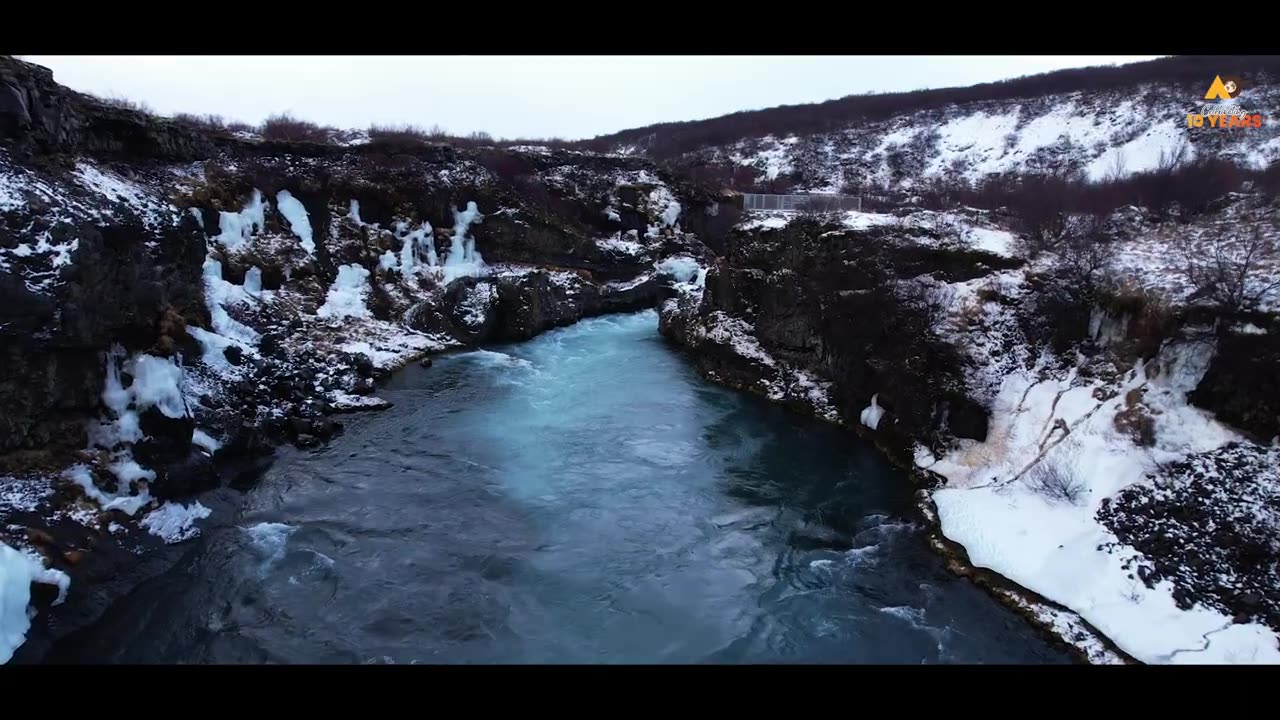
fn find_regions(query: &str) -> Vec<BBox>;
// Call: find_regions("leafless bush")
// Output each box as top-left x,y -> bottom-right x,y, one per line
1009,174 -> 1073,256
924,211 -> 967,245
259,112 -> 339,144
1105,150 -> 1128,183
897,280 -> 956,330
1158,140 -> 1191,173
173,112 -> 247,133
97,94 -> 154,115
368,123 -> 438,144
1058,214 -> 1115,293
1182,224 -> 1280,313
1026,457 -> 1087,505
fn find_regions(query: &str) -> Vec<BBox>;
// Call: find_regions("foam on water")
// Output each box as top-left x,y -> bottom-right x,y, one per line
460,349 -> 535,370
244,522 -> 296,573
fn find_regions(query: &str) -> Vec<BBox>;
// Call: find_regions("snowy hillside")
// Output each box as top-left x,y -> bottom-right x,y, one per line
682,84 -> 1280,192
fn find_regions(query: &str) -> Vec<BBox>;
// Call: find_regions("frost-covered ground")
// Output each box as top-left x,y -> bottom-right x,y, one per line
1106,196 -> 1280,312
902,204 -> 1280,663
917,350 -> 1280,663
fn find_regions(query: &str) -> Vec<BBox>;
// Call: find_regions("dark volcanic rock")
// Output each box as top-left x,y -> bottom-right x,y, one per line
223,345 -> 244,366
1,55 -> 216,161
411,270 -> 660,345
1098,442 -> 1280,633
131,407 -> 195,468
1189,318 -> 1280,441
661,218 -> 993,463
0,216 -> 206,456
152,447 -> 219,499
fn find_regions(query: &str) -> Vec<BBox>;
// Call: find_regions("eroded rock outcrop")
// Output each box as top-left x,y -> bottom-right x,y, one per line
0,55 -> 721,661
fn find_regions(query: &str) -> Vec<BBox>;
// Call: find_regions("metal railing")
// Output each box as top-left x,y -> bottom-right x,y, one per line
741,193 -> 861,213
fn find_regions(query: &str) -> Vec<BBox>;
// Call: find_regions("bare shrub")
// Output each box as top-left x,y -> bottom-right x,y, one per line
259,112 -> 339,144
1058,214 -> 1115,294
1026,457 -> 1087,505
1182,224 -> 1280,313
367,123 -> 435,144
1157,140 -> 1191,173
1009,174 -> 1072,256
924,211 -> 966,245
897,280 -> 956,331
173,113 -> 235,133
97,94 -> 154,115
1105,150 -> 1128,183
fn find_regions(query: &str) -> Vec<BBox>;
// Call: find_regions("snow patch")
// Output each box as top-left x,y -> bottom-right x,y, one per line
457,282 -> 496,328
317,264 -> 372,319
929,343 -> 1275,664
275,190 -> 315,255
860,394 -> 886,430
1,542 -> 70,664
140,501 -> 212,544
442,201 -> 484,285
655,256 -> 702,284
73,162 -> 173,228
597,235 -> 646,255
64,464 -> 151,517
213,190 -> 266,252
191,429 -> 221,453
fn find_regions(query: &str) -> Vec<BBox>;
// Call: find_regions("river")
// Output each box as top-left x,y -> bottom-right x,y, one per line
48,310 -> 1068,664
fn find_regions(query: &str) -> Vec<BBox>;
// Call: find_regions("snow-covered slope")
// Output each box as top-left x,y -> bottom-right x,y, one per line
711,85 -> 1280,190
625,81 -> 1280,192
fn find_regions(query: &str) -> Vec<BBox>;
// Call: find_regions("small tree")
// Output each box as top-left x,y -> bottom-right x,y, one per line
1182,224 -> 1280,314
1009,173 -> 1072,256
1058,213 -> 1115,295
1157,140 -> 1191,173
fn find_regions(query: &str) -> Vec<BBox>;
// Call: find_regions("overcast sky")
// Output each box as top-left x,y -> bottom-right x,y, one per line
20,55 -> 1162,140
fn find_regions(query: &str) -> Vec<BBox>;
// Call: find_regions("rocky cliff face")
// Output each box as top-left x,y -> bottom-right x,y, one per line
659,214 -> 1020,464
0,55 -> 735,660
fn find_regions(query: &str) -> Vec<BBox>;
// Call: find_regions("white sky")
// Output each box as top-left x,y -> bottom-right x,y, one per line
20,55 -> 1162,140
